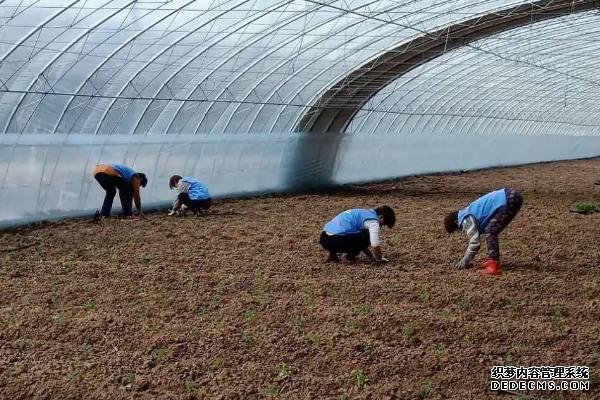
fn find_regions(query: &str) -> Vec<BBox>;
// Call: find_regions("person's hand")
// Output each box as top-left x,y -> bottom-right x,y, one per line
455,259 -> 469,269
376,256 -> 389,263
167,209 -> 176,216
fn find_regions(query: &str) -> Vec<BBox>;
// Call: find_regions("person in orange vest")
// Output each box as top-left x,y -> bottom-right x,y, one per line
93,163 -> 147,217
444,188 -> 523,275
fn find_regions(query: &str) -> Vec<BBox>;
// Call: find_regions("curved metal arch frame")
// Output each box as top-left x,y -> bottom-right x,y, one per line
282,0 -> 530,135
295,0 -> 600,134
231,0 -> 444,134
387,21 -> 600,137
273,0 -> 487,134
132,0 -> 300,136
171,0 -> 330,136
52,0 -> 200,134
90,0 -> 251,136
0,0 -> 83,132
3,0 -> 140,134
207,0 -> 396,134
398,22 -> 600,139
322,3 -> 596,134
367,34 -> 585,137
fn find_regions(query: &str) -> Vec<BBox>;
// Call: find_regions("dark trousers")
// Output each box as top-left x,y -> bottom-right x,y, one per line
178,193 -> 212,212
485,188 -> 523,260
94,173 -> 133,217
319,230 -> 371,260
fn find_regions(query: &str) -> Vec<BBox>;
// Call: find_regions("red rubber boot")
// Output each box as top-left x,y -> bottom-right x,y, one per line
479,259 -> 501,276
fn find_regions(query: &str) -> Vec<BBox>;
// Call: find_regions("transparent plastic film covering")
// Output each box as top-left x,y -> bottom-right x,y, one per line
0,0 -> 599,227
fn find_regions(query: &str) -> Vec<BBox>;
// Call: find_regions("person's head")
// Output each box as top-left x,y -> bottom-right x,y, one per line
444,211 -> 459,234
375,205 -> 395,228
137,173 -> 148,188
169,174 -> 182,189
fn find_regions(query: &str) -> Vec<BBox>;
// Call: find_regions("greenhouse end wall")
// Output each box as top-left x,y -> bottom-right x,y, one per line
1,132 -> 599,228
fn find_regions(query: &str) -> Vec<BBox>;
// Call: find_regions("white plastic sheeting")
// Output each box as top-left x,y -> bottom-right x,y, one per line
1,1 -> 600,227
1,132 -> 599,228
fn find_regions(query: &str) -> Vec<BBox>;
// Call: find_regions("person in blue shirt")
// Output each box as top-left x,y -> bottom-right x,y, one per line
93,163 -> 147,217
444,188 -> 523,275
168,175 -> 212,216
320,206 -> 395,263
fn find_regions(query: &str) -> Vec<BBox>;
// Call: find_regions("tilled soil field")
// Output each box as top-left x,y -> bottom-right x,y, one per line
1,159 -> 600,400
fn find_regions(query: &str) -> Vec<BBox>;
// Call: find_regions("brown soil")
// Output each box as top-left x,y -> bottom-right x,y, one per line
1,159 -> 600,400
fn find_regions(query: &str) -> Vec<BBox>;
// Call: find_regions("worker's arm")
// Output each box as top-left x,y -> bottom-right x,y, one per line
364,220 -> 388,262
132,176 -> 143,216
169,181 -> 192,215
456,215 -> 480,268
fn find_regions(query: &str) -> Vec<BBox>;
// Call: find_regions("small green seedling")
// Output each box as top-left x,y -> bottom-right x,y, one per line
351,369 -> 369,390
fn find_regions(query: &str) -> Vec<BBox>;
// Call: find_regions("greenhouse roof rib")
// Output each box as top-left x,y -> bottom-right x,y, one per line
0,0 -> 600,135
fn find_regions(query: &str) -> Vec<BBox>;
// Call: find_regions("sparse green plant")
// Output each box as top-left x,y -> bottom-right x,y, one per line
277,363 -> 294,380
84,298 -> 96,311
207,358 -> 224,378
184,378 -> 198,396
252,287 -> 269,305
139,254 -> 152,264
244,309 -> 257,321
504,354 -> 516,366
434,343 -> 446,357
150,347 -> 170,362
358,304 -> 374,316
54,313 -> 67,326
141,321 -> 151,333
345,318 -> 360,330
351,369 -> 369,390
418,291 -> 430,302
195,304 -> 207,318
65,367 -> 83,383
177,270 -> 196,289
441,308 -> 454,319
241,330 -> 255,346
503,298 -> 524,313
305,332 -> 321,346
291,316 -> 307,334
302,287 -> 316,310
457,297 -> 472,311
419,380 -> 434,397
215,278 -> 229,294
266,384 -> 281,397
570,202 -> 600,214
552,305 -> 568,338
123,373 -> 136,385
189,328 -> 201,340
402,324 -> 415,340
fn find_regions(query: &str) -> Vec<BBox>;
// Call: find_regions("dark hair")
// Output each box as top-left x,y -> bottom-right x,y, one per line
169,174 -> 182,189
137,173 -> 148,188
375,205 -> 395,228
444,211 -> 459,233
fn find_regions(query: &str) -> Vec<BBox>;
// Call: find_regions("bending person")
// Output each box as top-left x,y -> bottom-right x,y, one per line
444,188 -> 523,275
168,175 -> 212,216
93,163 -> 147,218
320,206 -> 395,263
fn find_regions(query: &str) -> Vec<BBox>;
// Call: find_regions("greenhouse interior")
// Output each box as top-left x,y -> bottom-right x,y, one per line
1,0 -> 599,399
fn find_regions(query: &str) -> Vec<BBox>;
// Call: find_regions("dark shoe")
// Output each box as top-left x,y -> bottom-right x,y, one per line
325,253 -> 340,263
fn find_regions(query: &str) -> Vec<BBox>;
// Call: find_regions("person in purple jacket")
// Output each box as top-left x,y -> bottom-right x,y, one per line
444,188 -> 523,275
320,206 -> 395,263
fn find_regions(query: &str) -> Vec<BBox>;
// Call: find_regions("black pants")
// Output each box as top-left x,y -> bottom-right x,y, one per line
178,193 -> 212,212
94,173 -> 133,216
319,230 -> 370,260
